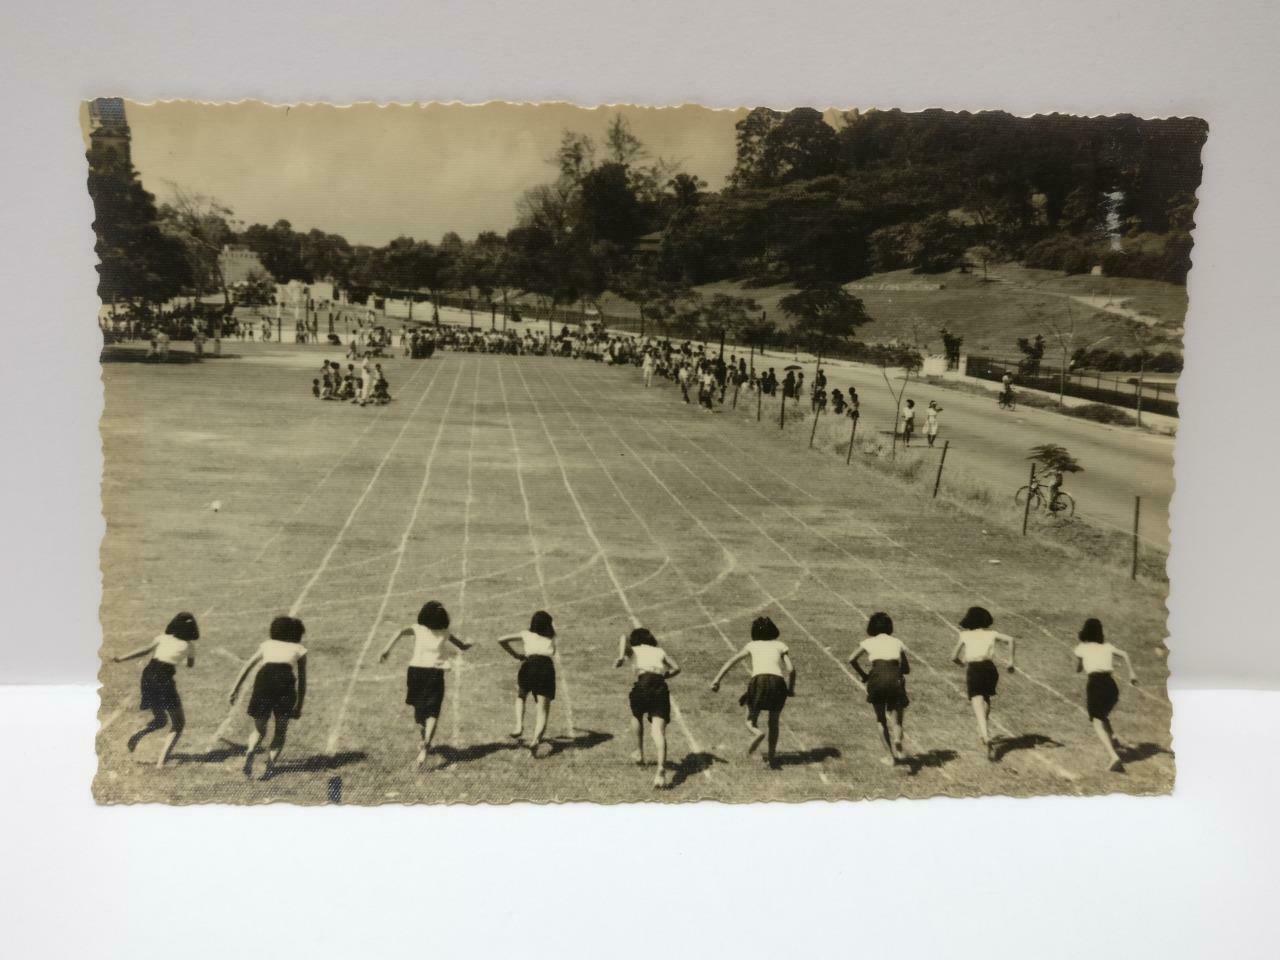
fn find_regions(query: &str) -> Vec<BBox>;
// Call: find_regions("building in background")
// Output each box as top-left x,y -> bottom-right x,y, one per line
87,97 -> 131,165
219,245 -> 270,285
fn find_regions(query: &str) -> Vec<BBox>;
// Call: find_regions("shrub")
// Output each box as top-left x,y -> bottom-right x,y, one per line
1066,403 -> 1133,425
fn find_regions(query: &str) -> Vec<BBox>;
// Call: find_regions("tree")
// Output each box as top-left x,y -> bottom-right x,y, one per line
159,184 -> 237,306
701,293 -> 761,358
236,270 -> 276,307
1016,333 -> 1046,376
778,283 -> 871,373
579,162 -> 645,244
969,244 -> 997,281
86,151 -> 190,307
1028,444 -> 1083,475
940,327 -> 964,369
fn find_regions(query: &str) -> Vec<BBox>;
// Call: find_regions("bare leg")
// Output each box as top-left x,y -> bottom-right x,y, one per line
156,704 -> 185,768
530,695 -> 550,753
418,717 -> 439,766
243,717 -> 268,778
651,717 -> 668,788
1092,718 -> 1123,769
890,709 -> 905,759
875,711 -> 897,765
127,709 -> 167,753
745,712 -> 765,754
263,718 -> 290,779
511,695 -> 525,738
766,711 -> 781,766
630,715 -> 644,764
970,696 -> 991,745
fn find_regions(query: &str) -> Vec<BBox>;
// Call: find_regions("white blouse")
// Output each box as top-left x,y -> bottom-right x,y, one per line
957,629 -> 1002,663
745,639 -> 789,678
860,634 -> 905,662
410,625 -> 453,669
152,634 -> 190,665
630,644 -> 667,676
519,630 -> 555,658
1074,642 -> 1118,674
257,639 -> 307,665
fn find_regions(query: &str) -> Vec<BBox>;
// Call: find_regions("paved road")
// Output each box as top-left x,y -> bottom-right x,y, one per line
408,306 -> 1175,551
781,355 -> 1174,550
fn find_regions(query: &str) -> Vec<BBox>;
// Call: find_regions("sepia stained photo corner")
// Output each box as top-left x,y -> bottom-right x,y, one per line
88,98 -> 1201,805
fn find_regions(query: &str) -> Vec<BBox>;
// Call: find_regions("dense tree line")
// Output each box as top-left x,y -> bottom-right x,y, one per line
90,108 -> 1204,361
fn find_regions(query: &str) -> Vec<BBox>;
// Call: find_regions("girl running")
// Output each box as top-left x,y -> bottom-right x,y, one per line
498,610 -> 557,756
112,612 -> 199,768
228,615 -> 307,781
614,627 -> 681,789
1072,618 -> 1139,772
950,606 -> 1017,761
849,612 -> 910,766
710,616 -> 795,769
378,600 -> 473,767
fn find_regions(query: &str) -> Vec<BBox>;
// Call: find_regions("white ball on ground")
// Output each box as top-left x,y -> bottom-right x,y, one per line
210,500 -> 222,512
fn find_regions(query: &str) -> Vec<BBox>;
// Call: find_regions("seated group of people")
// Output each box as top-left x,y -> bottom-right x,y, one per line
312,359 -> 391,405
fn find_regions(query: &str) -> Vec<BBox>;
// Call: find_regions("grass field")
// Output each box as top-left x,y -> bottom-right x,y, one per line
592,266 -> 1187,357
94,345 -> 1174,804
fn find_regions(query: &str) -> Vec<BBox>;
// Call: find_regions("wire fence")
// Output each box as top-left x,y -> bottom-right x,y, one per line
967,355 -> 1178,418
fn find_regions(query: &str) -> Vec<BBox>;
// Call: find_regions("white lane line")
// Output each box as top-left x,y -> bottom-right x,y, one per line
686,429 -> 1172,747
205,361 -> 446,749
542,363 -> 831,786
327,363 -> 465,753
451,359 -> 482,744
631,417 -> 1079,785
514,360 -> 711,775
708,432 -> 1172,711
497,360 -> 577,739
288,362 -> 447,618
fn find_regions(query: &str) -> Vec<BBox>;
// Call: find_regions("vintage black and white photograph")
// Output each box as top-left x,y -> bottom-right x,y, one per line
88,99 -> 1203,804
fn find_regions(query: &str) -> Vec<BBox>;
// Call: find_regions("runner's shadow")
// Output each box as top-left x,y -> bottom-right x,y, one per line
435,741 -> 520,768
902,748 -> 960,775
774,746 -> 841,768
1120,742 -> 1174,764
669,751 -> 725,787
993,733 -> 1063,762
172,747 -> 241,764
543,729 -> 613,758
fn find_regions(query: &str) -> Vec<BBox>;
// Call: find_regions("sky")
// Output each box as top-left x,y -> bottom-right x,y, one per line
93,101 -> 753,246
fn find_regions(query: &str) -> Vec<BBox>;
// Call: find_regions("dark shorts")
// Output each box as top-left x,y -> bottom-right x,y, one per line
247,663 -> 297,721
1086,673 -> 1120,721
139,659 -> 180,715
866,662 -> 909,718
518,654 -> 556,701
966,660 -> 1000,701
739,674 -> 788,716
629,673 -> 671,723
406,666 -> 446,723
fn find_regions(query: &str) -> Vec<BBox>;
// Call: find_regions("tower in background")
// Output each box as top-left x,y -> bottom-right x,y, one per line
87,97 -> 131,166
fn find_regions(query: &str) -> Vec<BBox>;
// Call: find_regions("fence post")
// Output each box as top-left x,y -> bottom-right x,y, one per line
846,415 -> 858,464
932,440 -> 950,498
757,386 -> 762,422
808,405 -> 821,448
779,392 -> 786,429
1022,463 -> 1036,536
1131,496 -> 1141,580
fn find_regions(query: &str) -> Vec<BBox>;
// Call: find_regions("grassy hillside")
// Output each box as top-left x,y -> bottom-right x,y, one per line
511,263 -> 1188,360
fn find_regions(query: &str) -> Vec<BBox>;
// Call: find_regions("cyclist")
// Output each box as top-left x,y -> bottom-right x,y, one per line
1041,465 -> 1066,512
999,372 -> 1015,408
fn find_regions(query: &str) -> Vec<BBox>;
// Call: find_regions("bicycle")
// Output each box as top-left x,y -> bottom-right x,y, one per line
1014,479 -> 1075,517
998,389 -> 1017,411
